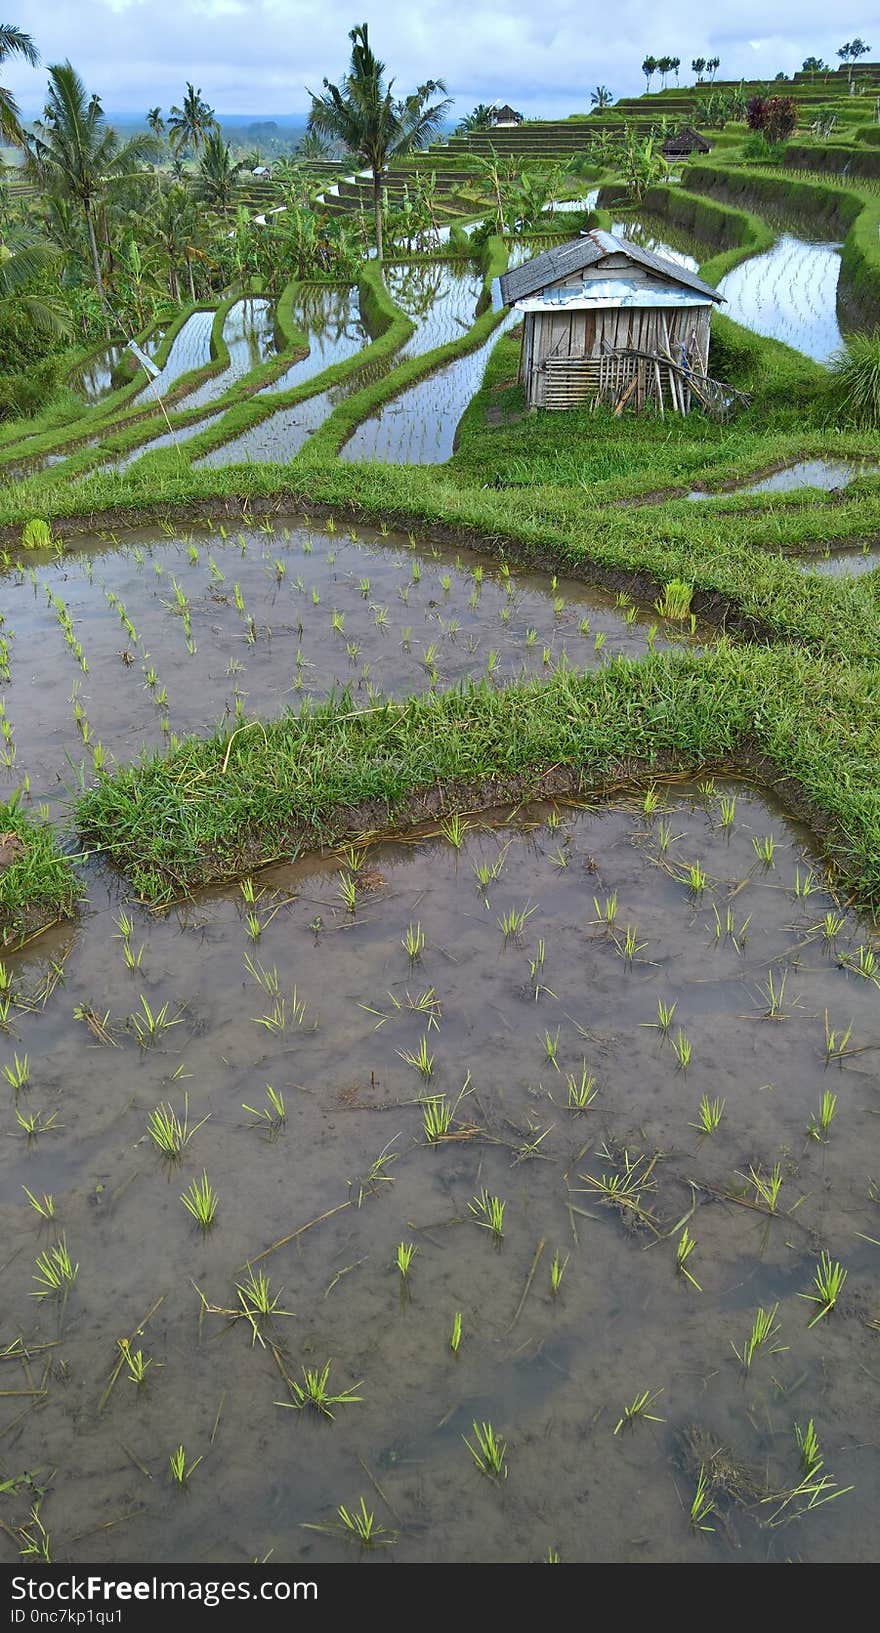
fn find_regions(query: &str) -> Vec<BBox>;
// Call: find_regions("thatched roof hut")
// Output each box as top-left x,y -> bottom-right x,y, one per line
661,127 -> 712,157
500,230 -> 723,413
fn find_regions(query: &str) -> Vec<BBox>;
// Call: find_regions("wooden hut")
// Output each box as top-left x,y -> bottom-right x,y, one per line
661,126 -> 712,157
490,103 -> 524,126
499,230 -> 724,414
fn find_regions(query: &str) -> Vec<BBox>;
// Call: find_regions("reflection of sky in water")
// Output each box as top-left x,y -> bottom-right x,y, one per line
718,235 -> 843,363
689,458 -> 880,500
175,298 -> 275,410
261,286 -> 369,394
132,309 -> 215,401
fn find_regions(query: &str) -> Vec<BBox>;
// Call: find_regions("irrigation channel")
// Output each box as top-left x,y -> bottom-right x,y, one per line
0,516 -> 702,824
0,710 -> 876,1558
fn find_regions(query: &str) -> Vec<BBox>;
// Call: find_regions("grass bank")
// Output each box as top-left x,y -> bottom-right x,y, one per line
0,798 -> 78,946
76,645 -> 880,908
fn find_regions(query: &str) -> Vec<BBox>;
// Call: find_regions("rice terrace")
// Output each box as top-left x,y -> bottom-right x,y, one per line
0,8 -> 879,1576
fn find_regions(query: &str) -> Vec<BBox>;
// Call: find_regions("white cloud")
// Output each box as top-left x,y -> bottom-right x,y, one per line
3,1 -> 875,116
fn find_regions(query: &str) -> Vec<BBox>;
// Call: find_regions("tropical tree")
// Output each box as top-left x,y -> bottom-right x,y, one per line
195,129 -> 241,211
641,56 -> 657,92
691,57 -> 706,81
657,56 -> 674,90
147,106 -> 165,142
295,129 -> 333,160
147,181 -> 203,300
0,231 -> 70,338
168,83 -> 217,158
307,23 -> 450,260
590,85 -> 613,110
837,39 -> 871,88
28,62 -> 157,309
801,57 -> 827,80
671,57 -> 681,85
0,23 -> 37,146
619,130 -> 668,202
455,103 -> 494,134
707,56 -> 720,83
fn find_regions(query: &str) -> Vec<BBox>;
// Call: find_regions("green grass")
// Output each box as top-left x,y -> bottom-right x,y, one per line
75,645 -> 880,908
0,798 -> 77,946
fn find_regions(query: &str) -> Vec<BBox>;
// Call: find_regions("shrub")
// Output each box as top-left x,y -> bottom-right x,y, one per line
746,96 -> 797,144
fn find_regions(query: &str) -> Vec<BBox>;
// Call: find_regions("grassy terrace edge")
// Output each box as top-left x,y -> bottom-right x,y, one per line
75,645 -> 880,909
0,798 -> 77,947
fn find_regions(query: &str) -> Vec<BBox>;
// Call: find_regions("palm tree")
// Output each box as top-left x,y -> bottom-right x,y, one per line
707,56 -> 720,83
307,23 -> 450,260
455,103 -> 494,134
0,231 -> 70,340
1,23 -> 38,146
657,56 -> 674,90
642,56 -> 658,92
691,58 -> 706,82
28,61 -> 157,310
295,129 -> 333,160
168,83 -> 217,160
146,181 -> 202,301
195,129 -> 241,211
147,106 -> 165,141
590,86 -> 613,110
671,57 -> 681,86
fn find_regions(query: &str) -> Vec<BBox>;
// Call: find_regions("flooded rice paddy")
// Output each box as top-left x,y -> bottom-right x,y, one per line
717,235 -> 844,364
0,517 -> 695,823
132,309 -> 216,403
197,261 -> 487,469
0,770 -> 877,1563
174,298 -> 276,411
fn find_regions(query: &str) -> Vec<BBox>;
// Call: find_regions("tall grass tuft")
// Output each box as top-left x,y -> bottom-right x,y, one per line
829,331 -> 880,429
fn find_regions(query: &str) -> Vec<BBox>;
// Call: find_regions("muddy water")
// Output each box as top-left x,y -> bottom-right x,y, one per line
0,518 -> 695,821
109,411 -> 228,474
174,299 -> 276,411
0,782 -> 876,1564
71,328 -> 167,406
717,235 -> 843,363
610,213 -> 701,273
800,544 -> 880,578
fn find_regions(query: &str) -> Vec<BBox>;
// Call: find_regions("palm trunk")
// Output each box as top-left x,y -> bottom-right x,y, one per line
187,257 -> 196,302
84,204 -> 110,337
373,168 -> 383,261
169,266 -> 180,302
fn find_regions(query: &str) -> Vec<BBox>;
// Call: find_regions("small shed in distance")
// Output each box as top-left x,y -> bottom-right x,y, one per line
661,126 -> 712,157
499,230 -> 723,414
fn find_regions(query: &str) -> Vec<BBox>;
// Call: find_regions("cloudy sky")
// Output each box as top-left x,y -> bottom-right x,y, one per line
4,2 -> 875,118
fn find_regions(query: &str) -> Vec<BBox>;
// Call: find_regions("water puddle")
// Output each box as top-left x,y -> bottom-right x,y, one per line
0,780 -> 875,1562
688,459 -> 880,500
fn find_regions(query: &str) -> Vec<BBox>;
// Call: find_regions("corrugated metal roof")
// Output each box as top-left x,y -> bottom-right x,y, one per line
514,278 -> 713,312
499,230 -> 722,307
